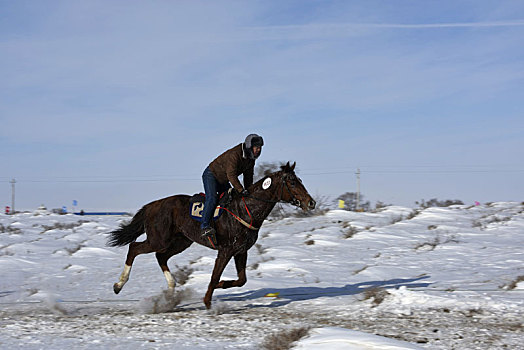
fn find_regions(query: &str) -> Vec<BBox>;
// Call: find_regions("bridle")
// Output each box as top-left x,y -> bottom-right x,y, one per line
247,173 -> 303,208
217,172 -> 305,231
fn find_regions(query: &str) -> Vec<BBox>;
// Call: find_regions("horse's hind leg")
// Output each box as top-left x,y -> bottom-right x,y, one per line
217,252 -> 247,289
156,251 -> 176,290
155,235 -> 193,291
114,240 -> 154,294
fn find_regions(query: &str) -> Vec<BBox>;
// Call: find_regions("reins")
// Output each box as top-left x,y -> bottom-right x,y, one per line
217,197 -> 258,230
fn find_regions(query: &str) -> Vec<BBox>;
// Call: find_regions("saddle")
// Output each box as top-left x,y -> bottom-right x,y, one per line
189,189 -> 233,222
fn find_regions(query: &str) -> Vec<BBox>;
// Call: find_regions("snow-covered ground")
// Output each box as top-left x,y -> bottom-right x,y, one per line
1,202 -> 523,349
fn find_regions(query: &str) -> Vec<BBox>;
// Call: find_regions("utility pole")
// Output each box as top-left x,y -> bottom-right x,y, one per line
10,178 -> 16,215
355,168 -> 360,211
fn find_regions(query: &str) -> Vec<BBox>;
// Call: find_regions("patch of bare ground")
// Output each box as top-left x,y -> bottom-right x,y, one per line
0,300 -> 522,349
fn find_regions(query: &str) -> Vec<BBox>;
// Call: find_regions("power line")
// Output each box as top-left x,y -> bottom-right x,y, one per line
22,179 -> 197,183
3,167 -> 523,184
3,177 -> 200,183
302,169 -> 524,176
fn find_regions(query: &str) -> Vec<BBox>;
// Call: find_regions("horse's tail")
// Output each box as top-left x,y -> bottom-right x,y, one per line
107,207 -> 147,247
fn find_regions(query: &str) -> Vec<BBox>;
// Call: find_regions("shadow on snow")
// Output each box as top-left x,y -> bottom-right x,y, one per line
217,276 -> 432,308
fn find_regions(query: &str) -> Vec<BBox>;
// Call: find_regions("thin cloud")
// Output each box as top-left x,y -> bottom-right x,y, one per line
363,20 -> 524,28
242,20 -> 524,41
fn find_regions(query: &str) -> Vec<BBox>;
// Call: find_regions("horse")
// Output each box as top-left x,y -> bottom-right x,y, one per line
107,162 -> 316,309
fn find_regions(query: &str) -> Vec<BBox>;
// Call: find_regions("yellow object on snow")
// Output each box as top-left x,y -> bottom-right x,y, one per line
264,292 -> 280,298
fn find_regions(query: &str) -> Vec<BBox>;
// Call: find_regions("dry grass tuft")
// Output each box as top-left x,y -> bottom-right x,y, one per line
342,224 -> 359,239
501,275 -> 524,290
414,235 -> 459,251
260,326 -> 311,350
362,287 -> 390,307
255,243 -> 268,255
41,221 -> 89,233
389,216 -> 404,225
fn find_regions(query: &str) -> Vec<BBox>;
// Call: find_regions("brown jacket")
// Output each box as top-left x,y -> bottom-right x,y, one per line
208,143 -> 255,192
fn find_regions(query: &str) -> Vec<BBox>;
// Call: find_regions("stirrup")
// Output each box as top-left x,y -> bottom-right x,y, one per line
201,227 -> 217,248
201,227 -> 215,236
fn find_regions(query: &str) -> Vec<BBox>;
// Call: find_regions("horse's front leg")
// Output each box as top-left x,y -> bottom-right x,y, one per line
203,250 -> 233,309
217,252 -> 247,289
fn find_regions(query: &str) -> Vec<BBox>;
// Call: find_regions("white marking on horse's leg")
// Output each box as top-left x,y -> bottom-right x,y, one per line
164,270 -> 176,290
115,264 -> 132,290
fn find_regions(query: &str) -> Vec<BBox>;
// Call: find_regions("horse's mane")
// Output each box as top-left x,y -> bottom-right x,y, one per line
249,162 -> 296,191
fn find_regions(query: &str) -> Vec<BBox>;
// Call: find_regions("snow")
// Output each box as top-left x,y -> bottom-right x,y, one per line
1,202 -> 523,349
295,327 -> 424,350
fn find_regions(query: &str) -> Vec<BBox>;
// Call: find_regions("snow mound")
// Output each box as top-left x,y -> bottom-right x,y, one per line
295,327 -> 424,350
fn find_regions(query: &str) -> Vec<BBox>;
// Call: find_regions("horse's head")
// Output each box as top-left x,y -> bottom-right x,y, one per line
278,162 -> 316,211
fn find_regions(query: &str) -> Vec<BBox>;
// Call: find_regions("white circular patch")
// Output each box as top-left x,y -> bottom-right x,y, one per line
262,177 -> 272,190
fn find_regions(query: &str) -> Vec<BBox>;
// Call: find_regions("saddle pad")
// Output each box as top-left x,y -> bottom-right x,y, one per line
189,193 -> 223,222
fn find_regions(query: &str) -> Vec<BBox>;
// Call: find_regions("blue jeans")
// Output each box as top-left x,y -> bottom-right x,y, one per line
201,167 -> 231,229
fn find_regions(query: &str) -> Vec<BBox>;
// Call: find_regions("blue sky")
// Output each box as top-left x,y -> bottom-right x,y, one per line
1,0 -> 523,211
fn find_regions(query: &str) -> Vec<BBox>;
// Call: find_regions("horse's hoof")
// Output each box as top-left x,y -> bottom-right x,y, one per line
113,283 -> 121,294
203,297 -> 211,310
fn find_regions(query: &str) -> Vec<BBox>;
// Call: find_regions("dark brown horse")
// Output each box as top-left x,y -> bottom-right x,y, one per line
107,162 -> 315,309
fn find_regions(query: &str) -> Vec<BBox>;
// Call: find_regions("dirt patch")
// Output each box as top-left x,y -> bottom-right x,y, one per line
0,299 -> 522,349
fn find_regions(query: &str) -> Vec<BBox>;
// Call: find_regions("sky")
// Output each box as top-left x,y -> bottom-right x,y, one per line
1,0 -> 523,212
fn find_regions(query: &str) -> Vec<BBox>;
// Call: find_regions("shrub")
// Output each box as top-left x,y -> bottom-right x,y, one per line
269,195 -> 330,220
293,194 -> 331,218
255,161 -> 284,180
336,192 -> 370,211
472,215 -> 511,230
375,201 -> 388,210
256,162 -> 330,219
406,209 -> 420,220
416,198 -> 464,208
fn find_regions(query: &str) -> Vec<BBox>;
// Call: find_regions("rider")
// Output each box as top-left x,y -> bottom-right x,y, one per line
201,134 -> 264,239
